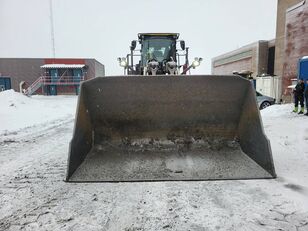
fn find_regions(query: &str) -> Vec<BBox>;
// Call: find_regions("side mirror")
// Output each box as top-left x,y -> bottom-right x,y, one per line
131,40 -> 137,51
180,40 -> 185,50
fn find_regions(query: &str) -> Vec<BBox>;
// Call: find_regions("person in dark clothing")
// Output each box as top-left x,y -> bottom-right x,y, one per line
293,79 -> 305,114
305,79 -> 308,116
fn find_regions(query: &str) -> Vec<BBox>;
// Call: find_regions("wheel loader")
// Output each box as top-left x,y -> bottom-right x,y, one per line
66,33 -> 276,182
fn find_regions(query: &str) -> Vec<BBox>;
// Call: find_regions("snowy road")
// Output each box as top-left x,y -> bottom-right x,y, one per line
1,91 -> 308,230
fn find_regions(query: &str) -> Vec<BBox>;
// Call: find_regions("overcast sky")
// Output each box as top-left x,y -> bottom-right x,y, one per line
0,0 -> 277,75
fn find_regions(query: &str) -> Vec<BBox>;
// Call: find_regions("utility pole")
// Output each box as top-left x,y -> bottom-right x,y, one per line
49,0 -> 56,58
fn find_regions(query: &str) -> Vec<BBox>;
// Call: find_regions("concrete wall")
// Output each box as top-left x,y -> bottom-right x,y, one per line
94,60 -> 105,77
0,58 -> 44,92
257,41 -> 271,75
212,41 -> 273,77
85,59 -> 105,79
85,59 -> 95,80
212,44 -> 254,75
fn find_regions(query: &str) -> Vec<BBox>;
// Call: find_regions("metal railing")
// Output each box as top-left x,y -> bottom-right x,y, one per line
25,76 -> 85,95
40,76 -> 85,85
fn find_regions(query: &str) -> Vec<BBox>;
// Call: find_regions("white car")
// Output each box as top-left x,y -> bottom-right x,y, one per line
256,91 -> 275,110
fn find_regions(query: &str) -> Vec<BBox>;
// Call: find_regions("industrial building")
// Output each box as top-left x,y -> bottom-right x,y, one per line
212,0 -> 307,102
212,40 -> 275,77
0,58 -> 105,95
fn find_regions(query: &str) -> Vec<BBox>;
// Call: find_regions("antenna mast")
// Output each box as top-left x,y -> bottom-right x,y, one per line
49,0 -> 56,58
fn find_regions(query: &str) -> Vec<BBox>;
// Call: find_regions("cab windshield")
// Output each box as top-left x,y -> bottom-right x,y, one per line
142,38 -> 175,64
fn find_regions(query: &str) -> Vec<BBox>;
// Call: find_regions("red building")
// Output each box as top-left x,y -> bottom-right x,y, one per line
282,1 -> 308,98
0,58 -> 105,95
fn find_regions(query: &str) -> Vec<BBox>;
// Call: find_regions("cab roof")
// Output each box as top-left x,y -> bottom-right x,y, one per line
138,33 -> 179,39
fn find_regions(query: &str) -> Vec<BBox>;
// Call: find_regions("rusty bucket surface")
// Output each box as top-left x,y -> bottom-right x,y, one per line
66,75 -> 276,182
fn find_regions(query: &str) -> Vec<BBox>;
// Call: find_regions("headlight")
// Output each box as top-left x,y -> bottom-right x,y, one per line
192,60 -> 200,68
120,60 -> 127,67
167,61 -> 176,69
192,57 -> 202,68
118,57 -> 127,67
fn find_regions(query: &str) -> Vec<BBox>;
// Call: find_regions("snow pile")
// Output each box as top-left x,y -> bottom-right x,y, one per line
0,89 -> 33,108
260,103 -> 294,118
0,90 -> 77,135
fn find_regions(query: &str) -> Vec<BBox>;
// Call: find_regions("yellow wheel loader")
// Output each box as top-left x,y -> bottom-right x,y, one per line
66,33 -> 276,182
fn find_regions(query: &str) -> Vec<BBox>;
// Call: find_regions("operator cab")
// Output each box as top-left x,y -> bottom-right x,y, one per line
139,33 -> 178,72
118,32 -> 202,75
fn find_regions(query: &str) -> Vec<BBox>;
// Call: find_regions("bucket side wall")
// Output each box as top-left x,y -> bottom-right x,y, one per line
66,84 -> 93,181
238,82 -> 276,177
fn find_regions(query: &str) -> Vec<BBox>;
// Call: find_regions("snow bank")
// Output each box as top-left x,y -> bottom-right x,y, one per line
0,90 -> 77,135
0,89 -> 33,107
260,103 -> 294,118
261,103 -> 308,191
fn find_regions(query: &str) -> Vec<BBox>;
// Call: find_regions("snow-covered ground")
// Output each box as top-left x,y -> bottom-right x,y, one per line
0,90 -> 76,136
0,90 -> 308,231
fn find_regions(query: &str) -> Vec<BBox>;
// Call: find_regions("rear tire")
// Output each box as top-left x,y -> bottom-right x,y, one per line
260,101 -> 271,110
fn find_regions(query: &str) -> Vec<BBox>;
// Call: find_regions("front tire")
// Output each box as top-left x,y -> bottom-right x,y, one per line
260,101 -> 271,110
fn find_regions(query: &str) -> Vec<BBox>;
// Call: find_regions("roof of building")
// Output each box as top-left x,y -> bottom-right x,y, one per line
40,64 -> 85,69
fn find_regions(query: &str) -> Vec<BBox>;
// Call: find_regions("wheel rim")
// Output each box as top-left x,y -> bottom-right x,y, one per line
261,102 -> 270,109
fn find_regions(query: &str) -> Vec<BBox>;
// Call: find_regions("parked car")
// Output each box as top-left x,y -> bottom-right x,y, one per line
256,91 -> 275,110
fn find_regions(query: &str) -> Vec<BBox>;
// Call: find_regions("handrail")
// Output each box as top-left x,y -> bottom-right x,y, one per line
24,76 -> 85,95
41,75 -> 85,83
40,76 -> 85,85
24,77 -> 43,95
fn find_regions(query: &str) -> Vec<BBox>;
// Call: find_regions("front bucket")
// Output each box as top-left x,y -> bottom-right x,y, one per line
66,75 -> 276,182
